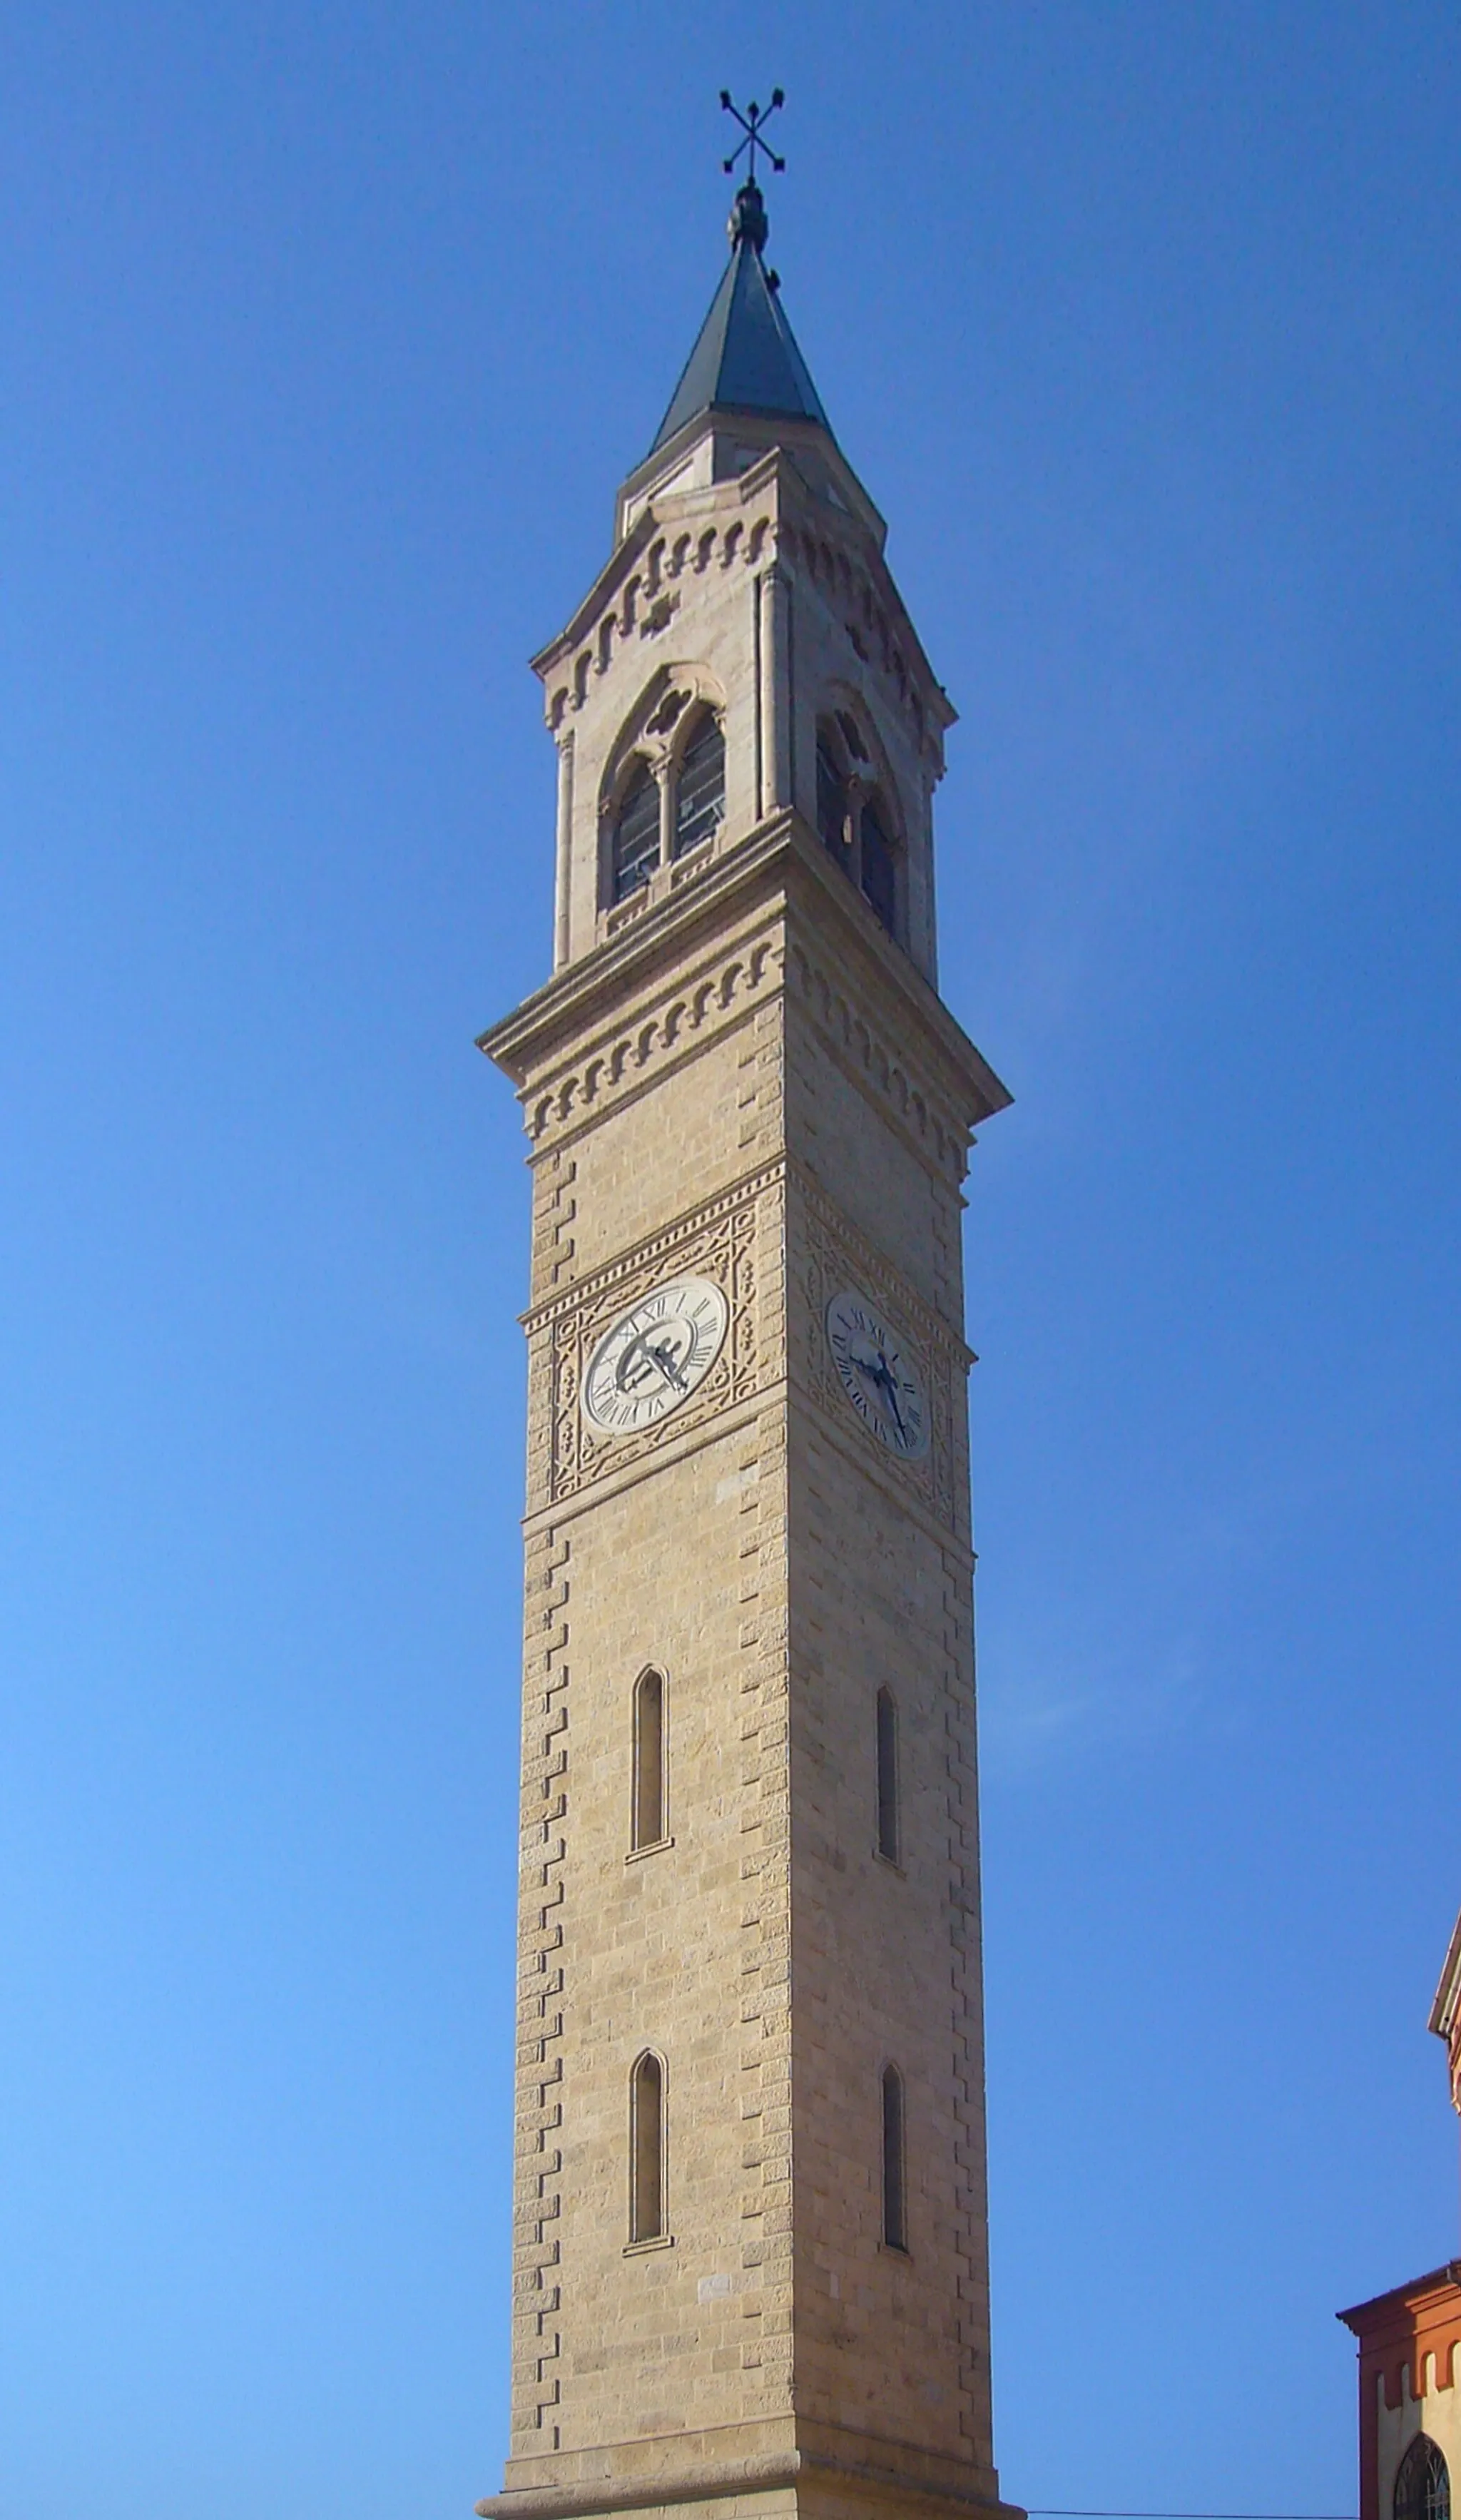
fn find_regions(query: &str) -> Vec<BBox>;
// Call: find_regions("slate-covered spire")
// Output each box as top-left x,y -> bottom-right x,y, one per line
648,179 -> 831,455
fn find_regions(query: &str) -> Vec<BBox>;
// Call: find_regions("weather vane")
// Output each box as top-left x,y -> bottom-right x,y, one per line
720,89 -> 786,186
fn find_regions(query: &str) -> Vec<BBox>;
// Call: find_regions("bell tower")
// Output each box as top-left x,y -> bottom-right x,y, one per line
478,146 -> 1019,2520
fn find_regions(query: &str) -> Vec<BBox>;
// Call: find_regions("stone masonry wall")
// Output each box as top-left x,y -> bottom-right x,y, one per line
502,891 -> 1001,2494
515,1417 -> 793,2460
777,992 -> 996,2482
505,923 -> 795,2474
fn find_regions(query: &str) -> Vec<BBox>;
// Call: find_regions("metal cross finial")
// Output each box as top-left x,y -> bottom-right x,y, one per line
720,88 -> 786,183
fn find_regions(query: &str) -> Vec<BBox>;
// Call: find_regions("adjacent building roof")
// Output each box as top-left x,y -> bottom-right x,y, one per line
1429,1901 -> 1461,2114
649,181 -> 831,454
1338,2264 -> 1461,2332
1429,1906 -> 1461,2042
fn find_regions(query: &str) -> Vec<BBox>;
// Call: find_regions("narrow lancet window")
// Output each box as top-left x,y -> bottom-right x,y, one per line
673,714 -> 725,856
630,2051 -> 665,2243
875,1687 -> 900,1864
632,1667 -> 665,1851
881,2063 -> 907,2251
860,797 -> 898,937
612,763 -> 661,902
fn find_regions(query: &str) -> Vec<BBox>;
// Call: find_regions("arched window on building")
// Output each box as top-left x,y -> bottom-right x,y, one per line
673,713 -> 725,858
816,733 -> 851,870
875,1687 -> 900,1865
881,2062 -> 907,2251
1396,2437 -> 1451,2520
860,793 -> 898,936
629,2051 -> 666,2244
815,720 -> 902,942
631,1667 -> 666,1851
611,763 -> 661,903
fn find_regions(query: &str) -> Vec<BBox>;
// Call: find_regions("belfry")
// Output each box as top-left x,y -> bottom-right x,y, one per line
478,125 -> 1021,2520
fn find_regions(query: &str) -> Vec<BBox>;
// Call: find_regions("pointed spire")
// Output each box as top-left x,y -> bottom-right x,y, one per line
647,118 -> 832,457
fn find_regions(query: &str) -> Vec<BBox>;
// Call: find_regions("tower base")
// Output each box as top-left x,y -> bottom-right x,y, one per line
480,2417 -> 1024,2520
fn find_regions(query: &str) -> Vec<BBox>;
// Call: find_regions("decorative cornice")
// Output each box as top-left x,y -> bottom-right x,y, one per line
480,819 -> 1010,1173
1338,2264 -> 1461,2339
788,935 -> 969,1184
532,447 -> 952,770
776,501 -> 954,755
479,815 -> 795,1084
522,930 -> 779,1152
537,497 -> 776,733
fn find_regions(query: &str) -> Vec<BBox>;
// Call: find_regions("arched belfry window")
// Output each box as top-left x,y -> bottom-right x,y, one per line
611,762 -> 660,903
860,795 -> 898,936
816,733 -> 850,868
875,1687 -> 900,1864
631,1667 -> 666,1851
815,719 -> 902,941
1396,2438 -> 1451,2520
881,2063 -> 907,2252
673,713 -> 725,858
629,2051 -> 666,2244
604,695 -> 726,909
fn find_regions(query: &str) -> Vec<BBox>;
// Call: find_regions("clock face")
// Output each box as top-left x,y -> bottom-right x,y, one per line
582,1275 -> 729,1438
825,1288 -> 930,1459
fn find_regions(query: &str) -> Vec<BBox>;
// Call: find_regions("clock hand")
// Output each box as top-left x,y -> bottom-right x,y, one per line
847,1343 -> 911,1436
852,1348 -> 907,1432
646,1338 -> 688,1391
866,1352 -> 910,1443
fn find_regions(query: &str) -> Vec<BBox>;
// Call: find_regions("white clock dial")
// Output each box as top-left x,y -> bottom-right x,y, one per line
825,1288 -> 930,1459
582,1275 -> 729,1438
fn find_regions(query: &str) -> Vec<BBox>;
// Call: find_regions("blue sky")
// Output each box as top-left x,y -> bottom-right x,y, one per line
1,6 -> 1458,2517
